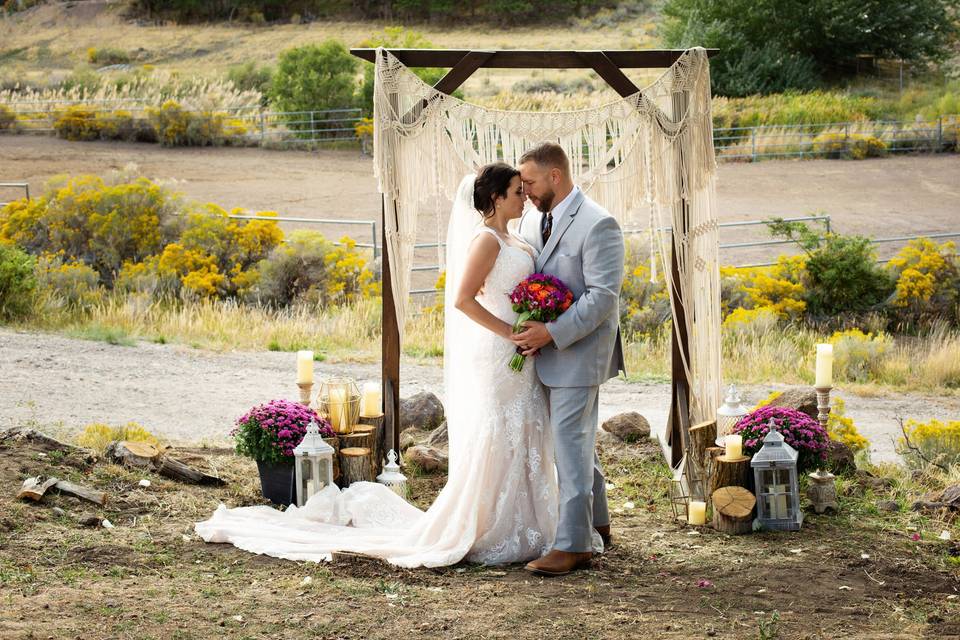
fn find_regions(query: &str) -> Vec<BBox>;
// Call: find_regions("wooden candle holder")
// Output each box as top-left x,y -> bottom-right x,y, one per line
297,382 -> 314,407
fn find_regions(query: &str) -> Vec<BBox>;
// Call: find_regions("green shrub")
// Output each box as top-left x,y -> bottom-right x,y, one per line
35,253 -> 103,311
0,243 -> 36,320
249,230 -> 377,307
227,61 -> 273,105
0,104 -> 15,131
829,328 -> 891,383
709,43 -> 820,98
270,41 -> 358,131
767,219 -> 894,318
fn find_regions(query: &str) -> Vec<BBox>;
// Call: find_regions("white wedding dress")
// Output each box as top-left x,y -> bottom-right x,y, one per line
195,177 -> 559,568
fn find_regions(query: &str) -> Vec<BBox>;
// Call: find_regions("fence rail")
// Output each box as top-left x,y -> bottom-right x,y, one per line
0,182 -> 30,207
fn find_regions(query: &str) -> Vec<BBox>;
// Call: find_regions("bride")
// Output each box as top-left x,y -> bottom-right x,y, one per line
195,163 -> 560,567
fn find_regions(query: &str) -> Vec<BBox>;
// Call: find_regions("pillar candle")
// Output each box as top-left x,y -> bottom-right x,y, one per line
328,389 -> 347,432
725,434 -> 743,459
688,500 -> 707,526
815,343 -> 833,387
360,382 -> 381,417
767,485 -> 788,518
296,351 -> 314,384
305,478 -> 318,500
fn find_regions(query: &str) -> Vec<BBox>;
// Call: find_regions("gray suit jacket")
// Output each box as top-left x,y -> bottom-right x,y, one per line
517,190 -> 626,388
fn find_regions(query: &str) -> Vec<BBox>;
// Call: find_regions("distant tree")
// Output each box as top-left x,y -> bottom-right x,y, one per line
662,0 -> 960,96
270,41 -> 358,116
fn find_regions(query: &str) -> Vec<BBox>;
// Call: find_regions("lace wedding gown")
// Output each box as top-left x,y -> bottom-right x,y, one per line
195,228 -> 559,568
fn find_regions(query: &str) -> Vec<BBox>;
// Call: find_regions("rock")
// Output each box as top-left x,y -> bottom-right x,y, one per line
399,392 -> 445,434
766,387 -> 819,420
404,445 -> 448,473
77,513 -> 103,527
825,441 -> 857,476
399,428 -> 427,452
942,484 -> 960,507
877,500 -> 900,512
601,412 -> 651,442
51,507 -> 67,518
596,428 -> 619,445
426,422 -> 448,449
853,469 -> 892,493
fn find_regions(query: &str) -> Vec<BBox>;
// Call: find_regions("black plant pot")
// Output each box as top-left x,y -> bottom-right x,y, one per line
256,458 -> 296,506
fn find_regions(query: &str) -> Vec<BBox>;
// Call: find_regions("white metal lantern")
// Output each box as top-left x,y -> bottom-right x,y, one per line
376,449 -> 408,499
716,384 -> 749,445
751,420 -> 803,531
292,419 -> 335,507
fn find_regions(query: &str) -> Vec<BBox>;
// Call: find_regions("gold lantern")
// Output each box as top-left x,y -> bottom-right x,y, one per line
317,377 -> 360,435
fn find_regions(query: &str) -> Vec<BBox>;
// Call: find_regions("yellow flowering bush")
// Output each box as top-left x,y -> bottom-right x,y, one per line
720,255 -> 806,320
897,418 -> 960,470
619,241 -> 670,336
0,104 -> 17,130
829,328 -> 891,383
147,100 -> 229,147
811,132 -> 887,159
885,238 -> 960,327
35,253 -> 103,310
77,421 -> 159,453
751,390 -> 782,411
0,175 -> 183,284
827,396 -> 868,453
53,106 -> 101,141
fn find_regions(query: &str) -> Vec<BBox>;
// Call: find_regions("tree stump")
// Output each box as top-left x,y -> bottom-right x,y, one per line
357,415 -> 385,475
106,441 -> 161,468
340,447 -> 374,487
711,486 -> 756,535
322,437 -> 341,485
687,420 -> 717,501
710,455 -> 752,497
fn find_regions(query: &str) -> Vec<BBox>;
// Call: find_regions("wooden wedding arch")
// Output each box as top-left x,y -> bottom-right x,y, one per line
349,47 -> 719,467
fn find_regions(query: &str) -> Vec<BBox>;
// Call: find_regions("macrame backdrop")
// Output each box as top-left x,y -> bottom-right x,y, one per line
372,47 -> 722,426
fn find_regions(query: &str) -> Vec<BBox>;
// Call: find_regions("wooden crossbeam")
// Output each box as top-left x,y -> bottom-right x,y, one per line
351,48 -> 718,69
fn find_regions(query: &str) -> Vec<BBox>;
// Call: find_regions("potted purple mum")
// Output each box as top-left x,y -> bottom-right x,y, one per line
232,399 -> 334,505
733,406 -> 830,473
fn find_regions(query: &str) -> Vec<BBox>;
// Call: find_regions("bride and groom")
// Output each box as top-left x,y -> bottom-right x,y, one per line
195,142 -> 625,576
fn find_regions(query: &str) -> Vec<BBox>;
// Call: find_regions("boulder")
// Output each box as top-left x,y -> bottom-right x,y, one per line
877,500 -> 900,513
825,441 -> 857,476
766,387 -> 819,421
596,428 -> 620,445
400,392 -> 445,433
399,428 -> 428,452
601,412 -> 651,443
426,422 -> 448,449
404,445 -> 448,473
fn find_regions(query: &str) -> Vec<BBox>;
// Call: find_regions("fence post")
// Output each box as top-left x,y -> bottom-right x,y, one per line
937,116 -> 943,150
372,220 -> 379,260
310,111 -> 315,141
843,123 -> 849,156
750,127 -> 757,162
259,112 -> 266,145
824,215 -> 831,234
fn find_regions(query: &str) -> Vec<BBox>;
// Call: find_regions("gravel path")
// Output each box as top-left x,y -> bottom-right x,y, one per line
3,327 -> 957,464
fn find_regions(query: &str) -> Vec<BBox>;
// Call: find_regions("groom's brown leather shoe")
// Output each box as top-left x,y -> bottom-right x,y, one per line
524,550 -> 593,577
595,524 -> 612,548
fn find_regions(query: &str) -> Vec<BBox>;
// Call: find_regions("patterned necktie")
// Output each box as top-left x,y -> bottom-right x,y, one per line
541,211 -> 553,246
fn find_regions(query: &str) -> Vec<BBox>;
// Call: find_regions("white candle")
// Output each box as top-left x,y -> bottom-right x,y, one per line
296,351 -> 314,384
328,389 -> 347,432
360,382 -> 381,417
815,343 -> 833,387
725,434 -> 743,459
305,478 -> 318,499
688,500 -> 706,526
767,485 -> 788,519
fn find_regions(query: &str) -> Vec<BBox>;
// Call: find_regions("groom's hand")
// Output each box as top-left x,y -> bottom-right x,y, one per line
513,321 -> 553,356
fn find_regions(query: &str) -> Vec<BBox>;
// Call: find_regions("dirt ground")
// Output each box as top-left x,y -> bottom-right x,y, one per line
1,136 -> 958,271
3,327 -> 959,465
1,424 -> 959,640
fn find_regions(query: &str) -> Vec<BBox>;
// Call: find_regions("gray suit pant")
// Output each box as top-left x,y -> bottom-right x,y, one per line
547,385 -> 610,552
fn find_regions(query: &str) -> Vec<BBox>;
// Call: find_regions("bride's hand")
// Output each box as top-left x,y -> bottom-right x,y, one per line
513,320 -> 553,356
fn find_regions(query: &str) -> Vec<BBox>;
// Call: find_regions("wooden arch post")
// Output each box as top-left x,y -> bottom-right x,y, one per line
350,47 -> 718,461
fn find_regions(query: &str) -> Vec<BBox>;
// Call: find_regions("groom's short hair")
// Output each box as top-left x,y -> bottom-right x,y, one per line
519,142 -> 570,176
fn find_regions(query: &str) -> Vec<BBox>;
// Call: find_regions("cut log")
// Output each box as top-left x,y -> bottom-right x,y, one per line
687,420 -> 717,500
705,447 -> 726,496
357,415 -> 385,475
53,480 -> 108,506
157,457 -> 224,485
339,431 -> 375,454
340,447 -> 374,487
323,437 -> 341,484
17,476 -> 59,501
106,441 -> 161,468
710,455 -> 752,496
711,486 -> 756,535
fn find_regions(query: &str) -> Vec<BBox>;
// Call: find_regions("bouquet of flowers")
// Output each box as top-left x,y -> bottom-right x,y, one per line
507,273 -> 574,372
232,399 -> 334,464
732,406 -> 830,473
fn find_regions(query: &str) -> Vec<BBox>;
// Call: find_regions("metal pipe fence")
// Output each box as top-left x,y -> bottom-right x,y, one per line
0,182 -> 30,207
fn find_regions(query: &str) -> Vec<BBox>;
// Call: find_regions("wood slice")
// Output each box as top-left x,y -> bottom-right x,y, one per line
107,441 -> 161,468
711,486 -> 756,535
323,437 -> 341,484
340,447 -> 374,487
17,476 -> 59,501
709,455 -> 752,497
339,431 -> 374,453
687,420 -> 717,500
53,480 -> 108,506
351,424 -> 381,476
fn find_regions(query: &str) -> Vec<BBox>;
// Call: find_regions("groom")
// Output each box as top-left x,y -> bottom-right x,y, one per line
513,142 -> 625,576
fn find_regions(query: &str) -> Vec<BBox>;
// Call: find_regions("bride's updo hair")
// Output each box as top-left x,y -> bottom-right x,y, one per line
473,162 -> 519,218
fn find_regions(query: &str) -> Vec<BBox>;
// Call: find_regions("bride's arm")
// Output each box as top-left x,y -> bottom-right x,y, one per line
454,234 -> 514,340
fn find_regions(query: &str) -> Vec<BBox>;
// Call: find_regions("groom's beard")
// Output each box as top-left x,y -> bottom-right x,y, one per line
534,190 -> 555,213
